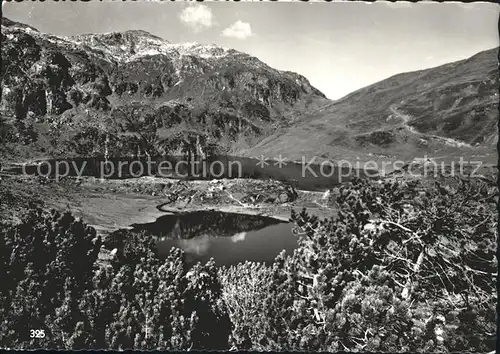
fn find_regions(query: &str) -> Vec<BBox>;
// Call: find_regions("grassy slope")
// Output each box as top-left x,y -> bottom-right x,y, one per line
244,47 -> 498,165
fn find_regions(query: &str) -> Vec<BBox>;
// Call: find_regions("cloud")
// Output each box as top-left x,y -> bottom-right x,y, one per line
457,3 -> 480,9
179,237 -> 210,256
221,20 -> 253,40
179,4 -> 214,32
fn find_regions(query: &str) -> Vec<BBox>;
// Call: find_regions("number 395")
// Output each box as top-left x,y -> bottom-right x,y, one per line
30,329 -> 45,338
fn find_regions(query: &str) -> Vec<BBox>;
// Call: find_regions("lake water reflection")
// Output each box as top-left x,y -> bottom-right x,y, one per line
130,211 -> 298,266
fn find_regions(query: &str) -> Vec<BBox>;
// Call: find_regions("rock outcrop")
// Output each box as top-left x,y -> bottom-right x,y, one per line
1,17 -> 328,160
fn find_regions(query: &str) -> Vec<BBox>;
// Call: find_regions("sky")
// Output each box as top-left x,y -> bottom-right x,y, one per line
3,1 -> 498,100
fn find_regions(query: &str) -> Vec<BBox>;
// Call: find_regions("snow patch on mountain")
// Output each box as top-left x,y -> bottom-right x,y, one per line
67,32 -> 235,63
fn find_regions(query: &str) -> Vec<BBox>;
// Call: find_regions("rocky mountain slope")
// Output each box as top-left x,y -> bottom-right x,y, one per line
0,17 -> 329,162
2,17 -> 497,168
246,47 -> 498,164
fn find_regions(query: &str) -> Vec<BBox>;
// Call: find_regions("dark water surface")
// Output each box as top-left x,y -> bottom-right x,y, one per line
130,210 -> 298,266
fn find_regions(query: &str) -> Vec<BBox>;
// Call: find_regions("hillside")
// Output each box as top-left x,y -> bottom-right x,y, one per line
0,18 -> 329,162
245,47 -> 498,164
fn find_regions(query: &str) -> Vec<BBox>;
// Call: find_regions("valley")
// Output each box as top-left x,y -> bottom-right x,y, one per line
0,4 -> 497,352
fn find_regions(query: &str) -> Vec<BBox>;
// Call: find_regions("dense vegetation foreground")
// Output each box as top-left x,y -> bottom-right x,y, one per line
0,177 -> 497,351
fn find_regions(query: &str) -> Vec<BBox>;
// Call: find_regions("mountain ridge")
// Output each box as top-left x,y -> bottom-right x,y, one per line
0,17 -> 329,162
